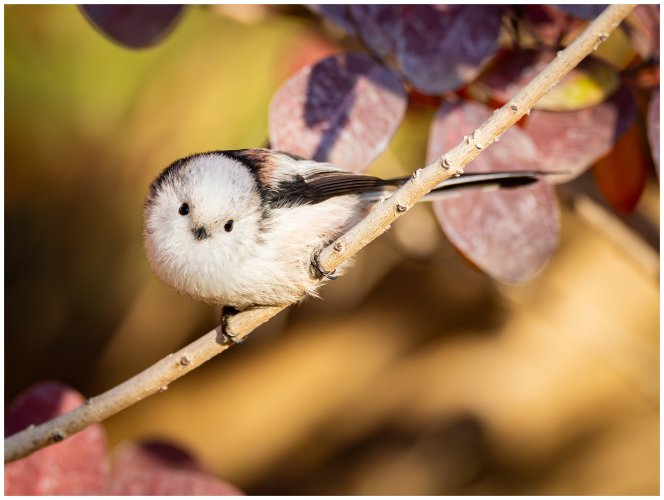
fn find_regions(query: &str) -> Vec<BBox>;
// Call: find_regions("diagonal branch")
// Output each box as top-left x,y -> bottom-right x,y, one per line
4,4 -> 635,463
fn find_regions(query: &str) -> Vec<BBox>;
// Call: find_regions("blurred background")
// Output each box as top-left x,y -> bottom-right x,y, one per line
5,5 -> 659,495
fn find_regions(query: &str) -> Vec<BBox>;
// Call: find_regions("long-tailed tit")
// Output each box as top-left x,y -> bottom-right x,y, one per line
144,148 -> 543,340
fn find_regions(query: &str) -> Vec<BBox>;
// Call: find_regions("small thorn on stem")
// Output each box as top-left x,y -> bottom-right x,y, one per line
396,202 -> 407,213
440,156 -> 452,170
179,355 -> 191,367
49,431 -> 65,443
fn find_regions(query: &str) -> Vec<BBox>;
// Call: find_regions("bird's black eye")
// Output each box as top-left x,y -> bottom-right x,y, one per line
224,220 -> 234,232
178,203 -> 189,216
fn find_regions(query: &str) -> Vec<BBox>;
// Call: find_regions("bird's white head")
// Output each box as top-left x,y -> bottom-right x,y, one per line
143,152 -> 264,303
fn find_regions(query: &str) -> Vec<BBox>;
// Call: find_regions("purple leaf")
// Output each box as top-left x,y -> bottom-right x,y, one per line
523,86 -> 637,182
80,5 -> 184,49
269,52 -> 406,173
5,382 -> 109,495
348,6 -> 401,64
647,89 -> 659,174
350,5 -> 505,94
427,100 -> 559,283
108,441 -> 242,495
554,5 -> 607,20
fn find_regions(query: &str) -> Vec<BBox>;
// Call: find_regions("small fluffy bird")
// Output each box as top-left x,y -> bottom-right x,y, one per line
144,149 -> 542,336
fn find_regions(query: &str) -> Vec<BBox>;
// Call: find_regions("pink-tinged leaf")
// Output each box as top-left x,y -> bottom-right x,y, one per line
269,53 -> 406,173
623,5 -> 660,61
470,49 -> 619,111
647,89 -> 659,173
524,86 -> 637,182
427,100 -> 560,283
80,5 -> 184,49
554,5 -> 607,20
5,381 -> 109,495
108,441 -> 242,495
350,5 -> 505,95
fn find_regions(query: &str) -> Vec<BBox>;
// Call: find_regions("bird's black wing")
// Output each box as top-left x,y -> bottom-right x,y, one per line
259,153 -> 549,207
267,168 -> 400,207
301,171 -> 399,200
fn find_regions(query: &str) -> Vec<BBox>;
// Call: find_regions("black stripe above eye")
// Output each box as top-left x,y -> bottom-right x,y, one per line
145,155 -> 194,207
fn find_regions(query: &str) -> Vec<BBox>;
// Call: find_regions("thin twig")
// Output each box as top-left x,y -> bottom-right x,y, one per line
4,4 -> 635,463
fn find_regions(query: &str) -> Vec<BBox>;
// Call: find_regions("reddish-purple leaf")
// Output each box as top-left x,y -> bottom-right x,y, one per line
108,441 -> 242,495
269,52 -> 406,173
517,5 -> 572,47
470,49 -> 619,111
427,100 -> 559,283
80,5 -> 184,49
5,381 -> 109,495
647,89 -> 659,173
350,5 -> 505,95
554,5 -> 607,20
623,5 -> 660,61
523,86 -> 637,182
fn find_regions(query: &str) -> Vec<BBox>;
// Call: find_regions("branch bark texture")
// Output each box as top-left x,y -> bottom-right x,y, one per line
5,4 -> 635,463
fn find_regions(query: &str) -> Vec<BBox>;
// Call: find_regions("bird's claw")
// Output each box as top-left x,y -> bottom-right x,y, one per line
311,252 -> 337,280
220,306 -> 244,345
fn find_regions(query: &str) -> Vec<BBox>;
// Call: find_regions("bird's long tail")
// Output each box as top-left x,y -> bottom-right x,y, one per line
360,171 -> 550,202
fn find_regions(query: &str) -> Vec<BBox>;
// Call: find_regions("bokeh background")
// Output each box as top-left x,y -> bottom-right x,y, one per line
5,5 -> 659,495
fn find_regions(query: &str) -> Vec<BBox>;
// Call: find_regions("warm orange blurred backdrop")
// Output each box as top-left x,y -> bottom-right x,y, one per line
5,5 -> 659,495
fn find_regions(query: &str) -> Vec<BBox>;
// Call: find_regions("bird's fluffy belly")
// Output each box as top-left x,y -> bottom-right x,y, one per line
183,195 -> 365,309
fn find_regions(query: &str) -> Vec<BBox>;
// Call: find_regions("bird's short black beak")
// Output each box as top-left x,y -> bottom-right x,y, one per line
193,226 -> 209,241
